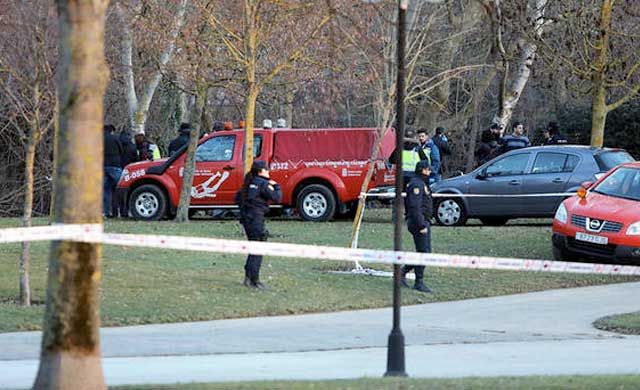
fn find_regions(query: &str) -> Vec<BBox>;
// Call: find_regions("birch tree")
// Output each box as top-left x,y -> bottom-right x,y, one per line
115,0 -> 188,134
33,0 -> 110,387
491,0 -> 548,129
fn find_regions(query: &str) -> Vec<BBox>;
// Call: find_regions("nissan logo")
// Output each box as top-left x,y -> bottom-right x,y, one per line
589,219 -> 602,229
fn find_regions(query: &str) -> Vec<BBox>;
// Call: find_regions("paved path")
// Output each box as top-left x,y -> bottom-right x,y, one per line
2,282 -> 640,388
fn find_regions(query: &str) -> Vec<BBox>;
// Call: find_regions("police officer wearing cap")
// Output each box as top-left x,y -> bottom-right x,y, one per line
401,159 -> 433,293
235,160 -> 282,290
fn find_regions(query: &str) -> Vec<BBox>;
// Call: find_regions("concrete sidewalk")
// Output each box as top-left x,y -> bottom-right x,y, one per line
2,282 -> 640,388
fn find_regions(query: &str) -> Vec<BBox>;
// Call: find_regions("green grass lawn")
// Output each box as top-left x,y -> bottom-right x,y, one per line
1,211 -> 637,333
594,311 -> 640,335
113,375 -> 640,390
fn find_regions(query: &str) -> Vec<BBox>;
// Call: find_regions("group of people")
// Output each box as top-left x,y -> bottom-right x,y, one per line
391,126 -> 452,185
475,120 -> 568,167
103,124 -> 167,218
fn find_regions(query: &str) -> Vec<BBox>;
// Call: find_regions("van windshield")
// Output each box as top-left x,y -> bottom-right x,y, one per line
592,167 -> 640,201
594,151 -> 634,171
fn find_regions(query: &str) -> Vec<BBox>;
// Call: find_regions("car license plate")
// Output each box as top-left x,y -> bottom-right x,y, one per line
575,232 -> 608,245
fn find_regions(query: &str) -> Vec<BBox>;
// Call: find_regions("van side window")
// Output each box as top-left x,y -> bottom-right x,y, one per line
196,136 -> 235,162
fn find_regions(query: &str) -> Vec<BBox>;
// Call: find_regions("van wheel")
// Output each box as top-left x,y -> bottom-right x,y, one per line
435,198 -> 467,226
129,184 -> 167,221
297,184 -> 336,222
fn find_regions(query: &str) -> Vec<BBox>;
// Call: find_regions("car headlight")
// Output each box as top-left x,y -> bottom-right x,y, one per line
554,203 -> 568,224
626,221 -> 640,236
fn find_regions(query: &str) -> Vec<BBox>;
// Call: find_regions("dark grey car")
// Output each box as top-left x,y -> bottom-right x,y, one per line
432,146 -> 635,226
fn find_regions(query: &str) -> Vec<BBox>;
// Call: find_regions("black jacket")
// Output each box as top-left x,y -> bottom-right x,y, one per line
236,176 -> 282,222
433,134 -> 452,156
168,130 -> 190,156
119,133 -> 138,167
104,132 -> 123,167
404,174 -> 433,234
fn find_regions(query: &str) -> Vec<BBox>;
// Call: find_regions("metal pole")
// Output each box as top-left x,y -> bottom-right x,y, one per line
384,0 -> 407,378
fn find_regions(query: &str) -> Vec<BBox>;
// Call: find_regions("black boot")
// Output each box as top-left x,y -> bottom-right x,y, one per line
251,280 -> 269,291
414,280 -> 432,293
400,266 -> 411,288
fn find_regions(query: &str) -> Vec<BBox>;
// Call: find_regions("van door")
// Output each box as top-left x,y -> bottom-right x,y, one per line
189,134 -> 242,205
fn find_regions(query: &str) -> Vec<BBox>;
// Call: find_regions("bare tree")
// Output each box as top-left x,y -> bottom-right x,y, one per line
0,0 -> 57,307
491,0 -> 548,129
33,0 -> 110,387
535,0 -> 640,146
197,0 -> 336,173
114,0 -> 188,134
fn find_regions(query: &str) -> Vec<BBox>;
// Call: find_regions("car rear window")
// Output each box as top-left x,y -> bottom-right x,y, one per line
594,151 -> 634,171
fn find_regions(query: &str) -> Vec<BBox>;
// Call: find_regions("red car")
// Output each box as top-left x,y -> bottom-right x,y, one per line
552,161 -> 640,264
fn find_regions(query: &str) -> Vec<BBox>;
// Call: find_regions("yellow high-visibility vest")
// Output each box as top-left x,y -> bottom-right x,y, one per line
401,150 -> 420,172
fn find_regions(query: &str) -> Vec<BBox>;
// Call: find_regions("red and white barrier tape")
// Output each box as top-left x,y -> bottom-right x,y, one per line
1,224 -> 638,276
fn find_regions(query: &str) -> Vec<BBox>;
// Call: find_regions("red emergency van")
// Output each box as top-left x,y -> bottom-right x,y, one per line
117,127 -> 396,221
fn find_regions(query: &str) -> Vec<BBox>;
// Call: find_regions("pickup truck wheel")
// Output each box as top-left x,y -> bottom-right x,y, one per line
297,184 -> 336,222
129,184 -> 167,221
435,197 -> 467,226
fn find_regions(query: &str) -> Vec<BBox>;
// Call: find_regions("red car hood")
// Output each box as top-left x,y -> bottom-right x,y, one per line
565,192 -> 640,224
124,159 -> 168,171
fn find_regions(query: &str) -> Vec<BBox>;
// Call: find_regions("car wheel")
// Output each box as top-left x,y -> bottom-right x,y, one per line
480,218 -> 509,226
552,245 -> 579,262
436,197 -> 467,226
129,184 -> 167,221
297,184 -> 336,222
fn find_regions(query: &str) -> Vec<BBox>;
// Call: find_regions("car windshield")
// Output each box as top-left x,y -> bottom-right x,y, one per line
594,151 -> 634,171
593,167 -> 640,201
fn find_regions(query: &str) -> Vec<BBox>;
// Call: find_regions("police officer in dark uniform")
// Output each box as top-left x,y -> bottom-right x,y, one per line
235,160 -> 282,290
401,160 -> 433,293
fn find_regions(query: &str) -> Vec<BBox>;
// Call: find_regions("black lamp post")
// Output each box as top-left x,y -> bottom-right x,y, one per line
384,0 -> 408,378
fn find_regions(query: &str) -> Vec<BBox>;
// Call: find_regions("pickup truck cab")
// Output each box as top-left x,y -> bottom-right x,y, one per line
117,127 -> 396,221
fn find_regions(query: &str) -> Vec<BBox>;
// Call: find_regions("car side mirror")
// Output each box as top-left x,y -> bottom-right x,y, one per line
476,169 -> 487,180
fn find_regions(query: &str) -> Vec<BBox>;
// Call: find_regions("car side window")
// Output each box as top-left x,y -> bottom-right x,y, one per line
531,153 -> 567,174
486,153 -> 530,177
196,135 -> 235,162
564,155 -> 579,172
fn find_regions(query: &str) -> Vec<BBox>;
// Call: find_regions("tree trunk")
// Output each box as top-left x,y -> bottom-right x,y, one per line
590,82 -> 607,147
20,131 -> 38,307
243,86 -> 259,173
175,87 -> 205,222
33,0 -> 109,388
590,0 -> 612,148
119,0 -> 188,133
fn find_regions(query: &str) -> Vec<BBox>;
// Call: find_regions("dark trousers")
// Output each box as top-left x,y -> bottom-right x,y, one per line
242,218 -> 266,282
103,166 -> 122,216
404,222 -> 431,281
